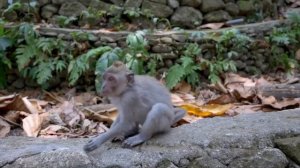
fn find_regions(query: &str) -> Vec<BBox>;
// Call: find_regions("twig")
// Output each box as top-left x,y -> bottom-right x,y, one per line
0,115 -> 21,127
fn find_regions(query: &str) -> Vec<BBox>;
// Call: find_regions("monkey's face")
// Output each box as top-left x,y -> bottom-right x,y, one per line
101,72 -> 127,97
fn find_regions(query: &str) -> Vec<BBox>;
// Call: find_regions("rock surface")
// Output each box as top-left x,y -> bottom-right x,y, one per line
0,109 -> 299,168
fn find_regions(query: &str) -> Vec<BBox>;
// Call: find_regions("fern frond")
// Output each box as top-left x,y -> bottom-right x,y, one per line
35,62 -> 55,85
166,64 -> 185,89
15,44 -> 38,70
55,60 -> 66,72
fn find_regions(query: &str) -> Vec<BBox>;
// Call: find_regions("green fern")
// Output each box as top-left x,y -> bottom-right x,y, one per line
15,43 -> 38,70
68,46 -> 112,85
34,62 -> 55,85
166,64 -> 185,89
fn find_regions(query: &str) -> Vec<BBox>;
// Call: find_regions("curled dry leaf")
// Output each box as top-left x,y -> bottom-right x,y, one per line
200,23 -> 225,30
0,118 -> 10,138
226,104 -> 263,116
174,82 -> 192,93
40,125 -> 70,135
207,94 -> 236,104
60,101 -> 84,127
257,93 -> 277,105
22,113 -> 43,137
0,94 -> 16,109
3,110 -> 21,124
263,98 -> 300,110
171,94 -> 185,106
0,95 -> 40,114
74,92 -> 98,106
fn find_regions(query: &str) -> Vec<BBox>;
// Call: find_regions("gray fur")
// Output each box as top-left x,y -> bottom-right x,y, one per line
83,75 -> 186,152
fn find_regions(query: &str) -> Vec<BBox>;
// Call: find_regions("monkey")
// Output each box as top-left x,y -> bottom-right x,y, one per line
83,61 -> 186,152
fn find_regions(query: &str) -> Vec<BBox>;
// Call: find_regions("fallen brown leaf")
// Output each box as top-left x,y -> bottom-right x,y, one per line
200,23 -> 225,30
226,104 -> 263,116
60,101 -> 83,128
0,118 -> 10,138
207,94 -> 236,104
263,98 -> 300,110
40,125 -> 70,135
74,92 -> 98,106
22,113 -> 43,137
174,81 -> 192,93
171,93 -> 184,106
3,110 -> 20,124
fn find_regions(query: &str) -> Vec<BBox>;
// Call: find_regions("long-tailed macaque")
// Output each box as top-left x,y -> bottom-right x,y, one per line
84,61 -> 186,152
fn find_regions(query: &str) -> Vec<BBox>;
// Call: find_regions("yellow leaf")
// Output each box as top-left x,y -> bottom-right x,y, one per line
180,103 -> 233,117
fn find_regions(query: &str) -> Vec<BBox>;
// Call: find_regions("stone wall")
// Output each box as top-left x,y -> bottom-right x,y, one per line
1,0 -> 287,29
6,20 -> 294,90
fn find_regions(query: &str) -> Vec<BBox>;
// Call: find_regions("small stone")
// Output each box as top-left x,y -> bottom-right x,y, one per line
124,0 -> 143,8
142,0 -> 173,18
204,10 -> 232,22
165,59 -> 173,68
237,0 -> 254,15
181,0 -> 202,7
225,2 -> 239,16
201,0 -> 225,13
275,137 -> 300,165
148,38 -> 160,45
0,0 -> 8,9
178,158 -> 189,167
59,2 -> 86,17
149,0 -> 167,4
2,10 -> 18,21
167,0 -> 179,8
90,0 -> 122,16
57,33 -> 65,39
171,34 -> 187,42
52,0 -> 64,5
160,37 -> 173,44
94,40 -> 102,47
106,43 -> 118,48
152,44 -> 173,53
170,7 -> 203,28
110,0 -> 125,6
38,0 -> 50,6
41,4 -> 58,19
101,36 -> 116,43
12,78 -> 25,89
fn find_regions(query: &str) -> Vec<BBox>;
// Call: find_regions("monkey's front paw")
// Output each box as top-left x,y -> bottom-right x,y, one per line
83,139 -> 99,152
122,135 -> 144,148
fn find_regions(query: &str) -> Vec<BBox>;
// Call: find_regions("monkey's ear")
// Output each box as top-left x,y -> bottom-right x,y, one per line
126,72 -> 134,85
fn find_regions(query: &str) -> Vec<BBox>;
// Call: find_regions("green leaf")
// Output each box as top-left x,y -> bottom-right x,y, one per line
55,60 -> 66,72
15,44 -> 38,70
166,64 -> 185,89
35,62 -> 55,85
0,37 -> 12,51
95,48 -> 119,76
209,73 -> 221,84
180,56 -> 193,68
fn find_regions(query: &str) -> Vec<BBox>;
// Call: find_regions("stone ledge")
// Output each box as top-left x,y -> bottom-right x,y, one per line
0,108 -> 299,168
31,19 -> 289,41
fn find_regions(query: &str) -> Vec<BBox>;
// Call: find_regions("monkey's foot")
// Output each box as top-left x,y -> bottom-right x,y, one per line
122,135 -> 145,148
83,139 -> 99,152
111,135 -> 125,142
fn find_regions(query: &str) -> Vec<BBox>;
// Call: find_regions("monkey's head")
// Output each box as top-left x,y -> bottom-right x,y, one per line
101,61 -> 134,97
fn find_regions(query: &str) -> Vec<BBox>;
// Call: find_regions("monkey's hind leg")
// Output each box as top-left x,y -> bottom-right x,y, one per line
122,103 -> 173,148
